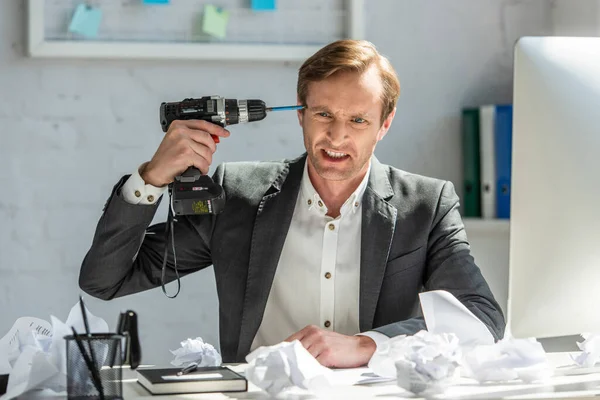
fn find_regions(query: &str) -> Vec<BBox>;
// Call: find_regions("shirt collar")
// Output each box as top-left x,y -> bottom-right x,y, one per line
300,158 -> 371,217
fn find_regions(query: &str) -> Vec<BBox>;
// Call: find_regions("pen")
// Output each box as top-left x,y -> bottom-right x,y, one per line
71,327 -> 105,400
177,362 -> 198,376
79,296 -> 104,400
79,296 -> 99,366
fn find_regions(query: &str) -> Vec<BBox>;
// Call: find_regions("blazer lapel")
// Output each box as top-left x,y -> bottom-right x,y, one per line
360,157 -> 397,332
236,155 -> 306,360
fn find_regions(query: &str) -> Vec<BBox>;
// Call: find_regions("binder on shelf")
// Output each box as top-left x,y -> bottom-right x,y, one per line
494,105 -> 513,219
479,105 -> 497,219
461,108 -> 481,217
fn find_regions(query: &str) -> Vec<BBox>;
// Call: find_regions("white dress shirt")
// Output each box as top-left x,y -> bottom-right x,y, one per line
250,160 -> 387,351
121,161 -> 389,353
120,164 -> 167,205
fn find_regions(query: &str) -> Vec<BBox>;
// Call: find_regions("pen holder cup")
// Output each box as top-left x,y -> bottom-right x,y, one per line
65,333 -> 125,400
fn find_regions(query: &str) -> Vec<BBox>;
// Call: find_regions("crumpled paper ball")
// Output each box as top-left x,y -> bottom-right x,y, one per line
461,337 -> 551,383
572,333 -> 600,368
0,303 -> 108,399
369,330 -> 461,394
170,337 -> 222,367
245,340 -> 332,397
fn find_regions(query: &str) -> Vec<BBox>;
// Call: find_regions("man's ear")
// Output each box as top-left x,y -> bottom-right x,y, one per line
377,107 -> 396,141
297,97 -> 304,126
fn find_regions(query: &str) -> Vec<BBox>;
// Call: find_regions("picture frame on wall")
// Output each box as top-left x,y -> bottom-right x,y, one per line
27,0 -> 364,62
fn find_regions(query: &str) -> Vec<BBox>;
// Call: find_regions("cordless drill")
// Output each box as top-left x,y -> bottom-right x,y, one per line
159,95 -> 302,216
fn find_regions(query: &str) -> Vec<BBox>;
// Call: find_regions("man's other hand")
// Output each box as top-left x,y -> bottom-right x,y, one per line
284,325 -> 376,368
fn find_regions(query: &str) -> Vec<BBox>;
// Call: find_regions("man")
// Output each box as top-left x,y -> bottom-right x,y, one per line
79,39 -> 505,368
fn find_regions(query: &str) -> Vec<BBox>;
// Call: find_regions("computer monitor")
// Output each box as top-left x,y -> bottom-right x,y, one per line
508,36 -> 600,339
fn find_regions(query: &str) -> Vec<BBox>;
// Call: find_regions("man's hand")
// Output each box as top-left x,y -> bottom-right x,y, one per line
141,120 -> 230,187
285,325 -> 376,368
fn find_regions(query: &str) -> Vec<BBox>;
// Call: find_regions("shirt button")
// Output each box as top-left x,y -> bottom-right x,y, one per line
134,190 -> 141,198
324,320 -> 331,328
147,195 -> 155,203
324,272 -> 331,279
328,223 -> 335,231
307,199 -> 312,206
318,200 -> 324,207
354,201 -> 359,207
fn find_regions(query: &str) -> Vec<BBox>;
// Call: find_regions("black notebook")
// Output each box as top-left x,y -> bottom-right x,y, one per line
137,366 -> 247,395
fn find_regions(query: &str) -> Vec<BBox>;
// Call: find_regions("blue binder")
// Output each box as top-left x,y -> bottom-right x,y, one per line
494,105 -> 513,219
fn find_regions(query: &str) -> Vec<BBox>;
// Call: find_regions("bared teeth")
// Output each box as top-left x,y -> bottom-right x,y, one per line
325,150 -> 347,158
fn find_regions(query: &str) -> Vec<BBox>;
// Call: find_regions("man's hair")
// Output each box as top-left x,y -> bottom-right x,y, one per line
297,39 -> 400,124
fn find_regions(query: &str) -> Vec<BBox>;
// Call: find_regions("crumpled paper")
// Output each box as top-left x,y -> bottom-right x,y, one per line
368,330 -> 461,394
170,337 -> 222,367
0,302 -> 108,399
420,290 -> 495,347
461,337 -> 551,383
245,340 -> 332,397
0,317 -> 52,377
571,333 -> 600,367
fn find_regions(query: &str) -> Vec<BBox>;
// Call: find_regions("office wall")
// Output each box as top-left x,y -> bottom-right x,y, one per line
552,0 -> 599,36
0,0 -> 553,364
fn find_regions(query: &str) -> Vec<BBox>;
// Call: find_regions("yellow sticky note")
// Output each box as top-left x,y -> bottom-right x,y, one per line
202,5 -> 229,39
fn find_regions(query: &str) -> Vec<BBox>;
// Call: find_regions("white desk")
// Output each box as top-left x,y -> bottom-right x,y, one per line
123,353 -> 600,400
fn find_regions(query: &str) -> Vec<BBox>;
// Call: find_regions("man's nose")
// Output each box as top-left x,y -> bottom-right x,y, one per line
327,120 -> 347,144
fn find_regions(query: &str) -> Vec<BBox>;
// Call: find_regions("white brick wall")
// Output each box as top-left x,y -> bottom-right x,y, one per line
0,0 -> 554,364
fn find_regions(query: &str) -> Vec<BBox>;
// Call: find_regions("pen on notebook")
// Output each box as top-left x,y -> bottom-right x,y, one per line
177,362 -> 199,376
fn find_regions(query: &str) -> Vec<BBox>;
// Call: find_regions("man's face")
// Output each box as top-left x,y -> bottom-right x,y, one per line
298,66 -> 395,183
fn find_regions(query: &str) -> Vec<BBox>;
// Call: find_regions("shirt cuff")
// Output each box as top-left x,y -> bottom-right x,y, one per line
120,164 -> 167,205
356,331 -> 390,353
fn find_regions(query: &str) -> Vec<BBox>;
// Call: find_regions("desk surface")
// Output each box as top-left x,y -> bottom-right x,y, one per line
122,353 -> 600,400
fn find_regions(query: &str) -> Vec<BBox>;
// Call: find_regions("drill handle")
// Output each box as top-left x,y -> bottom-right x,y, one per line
175,166 -> 203,183
174,120 -> 222,183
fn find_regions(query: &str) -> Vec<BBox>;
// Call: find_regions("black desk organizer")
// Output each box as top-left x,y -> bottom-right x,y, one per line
0,373 -> 8,395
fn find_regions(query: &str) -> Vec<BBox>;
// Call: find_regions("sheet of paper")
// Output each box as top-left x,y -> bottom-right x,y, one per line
251,0 -> 276,11
68,4 -> 102,38
420,290 -> 494,347
329,368 -> 395,386
162,373 -> 223,380
0,348 -> 58,400
49,302 -> 109,376
572,333 -> 600,368
461,338 -> 550,383
0,317 -> 53,375
0,358 -> 10,375
202,5 -> 230,39
1,302 -> 108,399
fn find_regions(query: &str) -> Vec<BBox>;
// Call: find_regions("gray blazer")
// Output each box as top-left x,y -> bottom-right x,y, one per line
79,154 -> 505,362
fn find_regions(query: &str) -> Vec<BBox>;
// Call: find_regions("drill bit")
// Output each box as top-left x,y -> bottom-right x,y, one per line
266,105 -> 305,112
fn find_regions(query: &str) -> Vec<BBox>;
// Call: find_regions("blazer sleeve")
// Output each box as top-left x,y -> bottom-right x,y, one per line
372,181 -> 506,341
78,165 -> 225,300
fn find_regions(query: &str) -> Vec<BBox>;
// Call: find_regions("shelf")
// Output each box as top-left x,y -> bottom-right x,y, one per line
463,218 -> 510,235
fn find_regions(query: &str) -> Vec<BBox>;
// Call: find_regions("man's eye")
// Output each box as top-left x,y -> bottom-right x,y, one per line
318,112 -> 330,118
353,117 -> 366,123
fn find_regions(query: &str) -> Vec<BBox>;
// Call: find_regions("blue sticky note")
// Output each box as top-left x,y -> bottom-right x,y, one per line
142,0 -> 170,4
251,0 -> 276,11
68,4 -> 102,38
